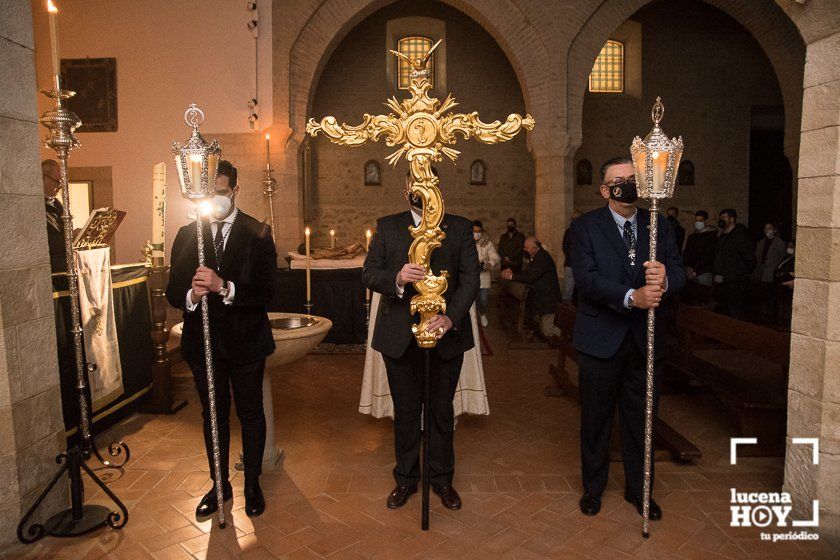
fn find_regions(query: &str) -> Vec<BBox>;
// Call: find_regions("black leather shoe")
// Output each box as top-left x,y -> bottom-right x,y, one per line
433,485 -> 462,510
244,480 -> 265,517
579,493 -> 601,516
386,485 -> 417,509
624,492 -> 662,521
195,483 -> 233,517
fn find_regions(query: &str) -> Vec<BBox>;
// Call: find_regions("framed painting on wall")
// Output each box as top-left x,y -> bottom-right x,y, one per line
60,57 -> 118,132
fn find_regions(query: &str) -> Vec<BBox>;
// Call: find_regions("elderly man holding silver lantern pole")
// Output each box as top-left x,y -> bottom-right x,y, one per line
571,98 -> 685,538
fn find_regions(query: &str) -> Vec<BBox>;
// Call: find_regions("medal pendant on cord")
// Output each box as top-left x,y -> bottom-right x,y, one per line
629,247 -> 636,267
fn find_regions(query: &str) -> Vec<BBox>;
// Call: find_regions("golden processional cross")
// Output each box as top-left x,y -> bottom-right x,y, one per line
307,41 -> 534,348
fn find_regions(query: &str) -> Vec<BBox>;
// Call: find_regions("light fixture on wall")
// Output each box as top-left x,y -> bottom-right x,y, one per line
247,2 -> 259,129
248,97 -> 258,130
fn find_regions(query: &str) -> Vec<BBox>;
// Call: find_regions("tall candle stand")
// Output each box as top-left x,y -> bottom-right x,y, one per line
263,164 -> 278,241
17,80 -> 129,543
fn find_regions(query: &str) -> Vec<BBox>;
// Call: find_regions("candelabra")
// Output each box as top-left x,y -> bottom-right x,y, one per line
17,79 -> 129,543
263,161 -> 278,242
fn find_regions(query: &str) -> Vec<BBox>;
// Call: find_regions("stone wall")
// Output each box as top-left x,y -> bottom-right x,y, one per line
0,1 -> 67,546
575,0 -> 785,233
782,0 -> 840,543
308,1 -> 535,250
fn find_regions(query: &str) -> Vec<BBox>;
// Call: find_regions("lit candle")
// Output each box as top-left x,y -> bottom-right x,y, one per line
264,133 -> 271,169
304,226 -> 311,302
47,0 -> 60,88
329,229 -> 335,249
365,229 -> 372,303
151,162 -> 166,259
189,154 -> 202,196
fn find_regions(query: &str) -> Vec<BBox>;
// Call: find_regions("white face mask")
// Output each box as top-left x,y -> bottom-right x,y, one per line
787,247 -> 794,255
694,221 -> 705,231
212,193 -> 233,220
765,231 -> 775,239
473,232 -> 482,241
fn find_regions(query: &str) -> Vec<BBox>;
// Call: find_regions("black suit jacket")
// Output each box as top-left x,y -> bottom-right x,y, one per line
570,205 -> 685,359
363,211 -> 480,361
166,211 -> 277,365
46,199 -> 67,273
512,247 -> 561,316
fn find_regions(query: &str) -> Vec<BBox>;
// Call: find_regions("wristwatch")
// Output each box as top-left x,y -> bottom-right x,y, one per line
218,280 -> 229,298
628,290 -> 635,308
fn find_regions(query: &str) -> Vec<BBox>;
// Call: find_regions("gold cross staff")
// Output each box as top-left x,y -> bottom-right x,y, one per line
307,40 -> 534,347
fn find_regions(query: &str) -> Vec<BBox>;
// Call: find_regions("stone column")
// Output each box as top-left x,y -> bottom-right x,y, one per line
0,1 -> 68,546
783,29 -> 840,545
533,140 -> 577,290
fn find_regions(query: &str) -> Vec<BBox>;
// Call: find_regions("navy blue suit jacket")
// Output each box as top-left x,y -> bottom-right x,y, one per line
570,205 -> 685,359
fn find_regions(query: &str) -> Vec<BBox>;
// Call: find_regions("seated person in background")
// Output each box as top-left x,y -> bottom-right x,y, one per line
473,220 -> 500,328
683,210 -> 717,286
501,237 -> 561,339
498,217 -> 526,273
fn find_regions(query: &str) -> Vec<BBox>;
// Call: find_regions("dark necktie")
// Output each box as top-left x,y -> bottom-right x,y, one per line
213,222 -> 225,262
623,220 -> 636,265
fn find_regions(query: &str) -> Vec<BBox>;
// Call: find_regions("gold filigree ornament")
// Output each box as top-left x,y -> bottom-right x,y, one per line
307,40 -> 534,347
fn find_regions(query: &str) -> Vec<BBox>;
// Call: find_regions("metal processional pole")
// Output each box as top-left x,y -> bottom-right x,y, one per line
630,97 -> 684,538
172,104 -> 227,529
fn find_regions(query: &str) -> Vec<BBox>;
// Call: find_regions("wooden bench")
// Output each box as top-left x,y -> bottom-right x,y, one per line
499,280 -> 551,348
669,305 -> 789,456
547,302 -> 702,462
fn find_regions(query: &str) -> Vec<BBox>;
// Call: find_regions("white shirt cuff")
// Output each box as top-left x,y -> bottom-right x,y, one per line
223,281 -> 235,305
396,282 -> 405,299
186,289 -> 198,312
624,289 -> 634,309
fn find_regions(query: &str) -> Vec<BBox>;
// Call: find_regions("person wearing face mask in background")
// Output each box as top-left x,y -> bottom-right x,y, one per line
362,171 -> 479,512
472,220 -> 500,328
568,156 -> 684,521
712,208 -> 756,319
773,240 -> 796,324
498,217 -> 526,274
683,210 -> 717,287
166,160 -> 277,519
753,222 -> 787,323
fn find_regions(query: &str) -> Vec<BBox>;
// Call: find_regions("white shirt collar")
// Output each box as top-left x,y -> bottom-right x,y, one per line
609,205 -> 637,227
216,207 -> 238,226
410,208 -> 422,227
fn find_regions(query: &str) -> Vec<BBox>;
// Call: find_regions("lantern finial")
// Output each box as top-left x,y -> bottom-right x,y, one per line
652,96 -> 664,125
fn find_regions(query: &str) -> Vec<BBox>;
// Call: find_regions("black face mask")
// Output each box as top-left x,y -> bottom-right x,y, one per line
608,179 -> 638,204
718,219 -> 727,229
507,225 -> 515,233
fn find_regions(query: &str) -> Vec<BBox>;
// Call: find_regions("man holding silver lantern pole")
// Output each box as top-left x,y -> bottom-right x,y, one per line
570,156 -> 685,521
166,160 -> 277,519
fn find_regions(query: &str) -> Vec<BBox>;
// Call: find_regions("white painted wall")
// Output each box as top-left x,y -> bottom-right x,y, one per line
32,0 -> 273,262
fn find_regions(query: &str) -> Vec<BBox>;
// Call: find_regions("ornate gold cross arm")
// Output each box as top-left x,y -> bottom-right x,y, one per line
305,114 -> 404,147
441,112 -> 535,144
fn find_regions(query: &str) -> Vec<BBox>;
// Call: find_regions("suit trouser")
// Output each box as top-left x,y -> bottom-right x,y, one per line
383,340 -> 463,488
578,332 -> 663,499
187,355 -> 267,482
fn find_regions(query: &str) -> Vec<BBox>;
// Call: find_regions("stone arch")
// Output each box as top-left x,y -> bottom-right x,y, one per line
566,0 -> 805,160
286,0 -> 550,152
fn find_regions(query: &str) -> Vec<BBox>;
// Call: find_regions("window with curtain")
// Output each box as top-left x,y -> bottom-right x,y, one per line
588,39 -> 624,93
397,36 -> 435,90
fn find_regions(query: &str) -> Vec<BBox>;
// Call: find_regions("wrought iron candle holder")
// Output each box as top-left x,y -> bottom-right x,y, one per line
17,79 -> 129,544
629,97 -> 684,538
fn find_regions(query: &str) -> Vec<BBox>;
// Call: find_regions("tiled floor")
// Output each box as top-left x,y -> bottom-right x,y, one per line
2,307 -> 833,559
